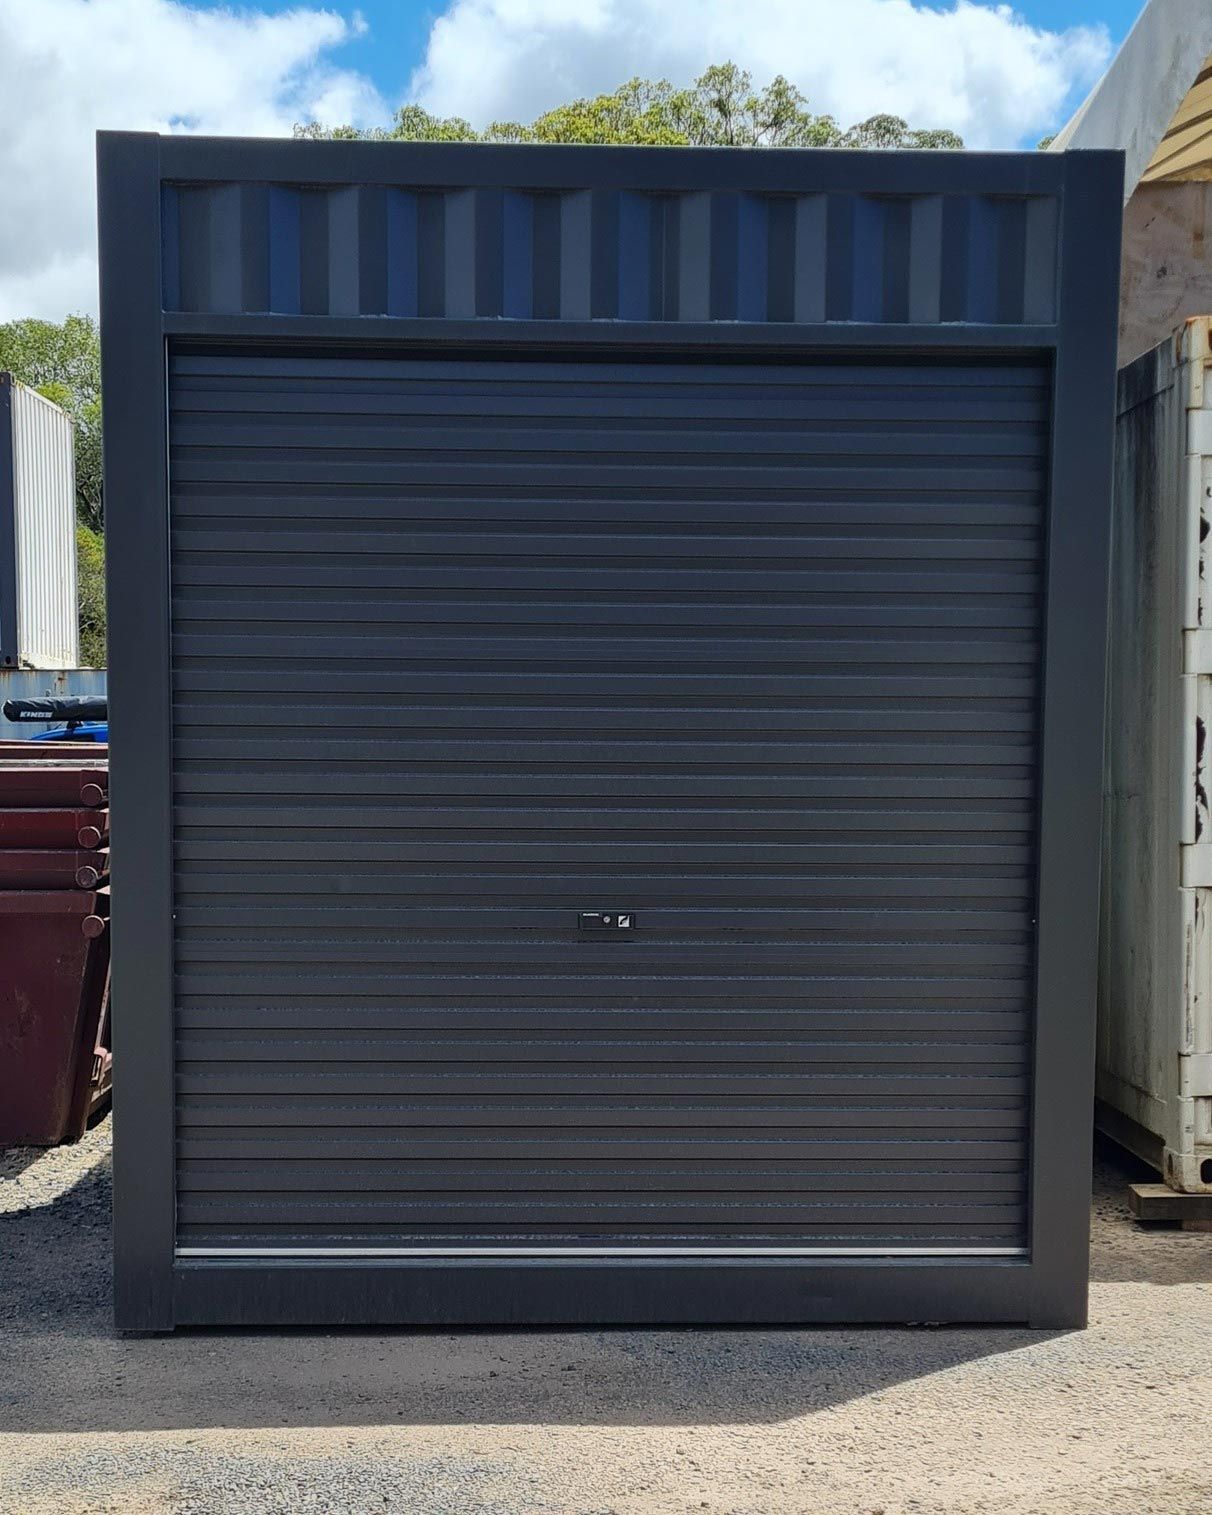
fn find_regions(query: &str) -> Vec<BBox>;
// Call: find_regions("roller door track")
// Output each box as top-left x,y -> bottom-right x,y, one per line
168,347 -> 1046,1260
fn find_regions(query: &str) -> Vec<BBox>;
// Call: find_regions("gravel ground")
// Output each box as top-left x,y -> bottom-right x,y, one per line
1,1118 -> 1210,1515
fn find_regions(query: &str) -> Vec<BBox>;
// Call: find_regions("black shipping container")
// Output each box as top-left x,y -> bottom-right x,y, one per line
98,133 -> 1123,1331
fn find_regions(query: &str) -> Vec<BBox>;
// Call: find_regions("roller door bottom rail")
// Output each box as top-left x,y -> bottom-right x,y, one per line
176,1245 -> 1026,1258
167,1255 -> 1035,1329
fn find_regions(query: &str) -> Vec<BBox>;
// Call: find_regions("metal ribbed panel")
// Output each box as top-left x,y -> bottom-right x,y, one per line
1,378 -> 77,669
162,184 -> 1059,326
168,348 -> 1045,1253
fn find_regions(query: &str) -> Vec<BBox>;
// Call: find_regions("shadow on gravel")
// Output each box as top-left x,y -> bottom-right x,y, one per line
1088,1136 -> 1212,1287
0,1134 -> 1205,1437
0,1147 -> 57,1183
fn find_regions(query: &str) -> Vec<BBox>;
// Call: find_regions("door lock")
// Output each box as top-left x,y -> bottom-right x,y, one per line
579,911 -> 636,933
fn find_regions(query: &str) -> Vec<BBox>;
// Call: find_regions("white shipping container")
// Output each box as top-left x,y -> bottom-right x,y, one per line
0,373 -> 79,669
1103,316 -> 1212,1192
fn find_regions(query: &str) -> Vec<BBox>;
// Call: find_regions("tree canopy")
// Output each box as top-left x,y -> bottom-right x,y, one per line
296,63 -> 963,152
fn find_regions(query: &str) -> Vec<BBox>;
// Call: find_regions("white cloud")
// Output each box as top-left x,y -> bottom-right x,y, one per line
0,0 -> 386,320
411,0 -> 1110,150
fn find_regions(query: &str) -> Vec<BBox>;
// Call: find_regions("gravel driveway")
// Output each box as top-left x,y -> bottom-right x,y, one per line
1,1118 -> 1210,1515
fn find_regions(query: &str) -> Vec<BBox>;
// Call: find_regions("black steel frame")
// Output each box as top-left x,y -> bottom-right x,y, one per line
98,131 -> 1124,1332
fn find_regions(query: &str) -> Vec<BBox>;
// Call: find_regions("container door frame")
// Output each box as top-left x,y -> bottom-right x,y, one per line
99,132 -> 1123,1330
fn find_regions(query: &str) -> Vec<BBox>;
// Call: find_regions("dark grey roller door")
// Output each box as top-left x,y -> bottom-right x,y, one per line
169,348 -> 1046,1257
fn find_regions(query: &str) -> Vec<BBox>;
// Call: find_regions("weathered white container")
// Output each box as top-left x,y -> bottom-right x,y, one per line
1102,316 -> 1212,1191
0,373 -> 78,670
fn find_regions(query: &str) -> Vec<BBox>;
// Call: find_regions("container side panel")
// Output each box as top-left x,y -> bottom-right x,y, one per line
0,376 -> 17,666
1103,320 -> 1212,1193
8,382 -> 78,669
1100,339 -> 1186,1156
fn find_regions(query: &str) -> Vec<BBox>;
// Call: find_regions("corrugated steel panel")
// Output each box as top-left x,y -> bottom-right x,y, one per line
169,348 -> 1045,1255
1101,315 -> 1212,1192
161,182 -> 1060,327
0,376 -> 78,669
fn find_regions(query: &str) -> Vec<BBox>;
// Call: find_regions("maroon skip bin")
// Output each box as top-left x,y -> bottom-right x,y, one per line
0,809 -> 109,849
0,761 -> 107,808
0,888 -> 111,1146
0,849 -> 109,890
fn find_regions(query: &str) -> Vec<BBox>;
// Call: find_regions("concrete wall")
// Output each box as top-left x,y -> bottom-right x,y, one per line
1121,180 -> 1212,365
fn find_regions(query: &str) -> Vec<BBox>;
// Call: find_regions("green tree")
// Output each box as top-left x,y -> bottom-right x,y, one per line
842,114 -> 965,150
667,64 -> 842,147
295,63 -> 962,151
0,315 -> 103,531
507,77 -> 692,146
76,521 -> 107,667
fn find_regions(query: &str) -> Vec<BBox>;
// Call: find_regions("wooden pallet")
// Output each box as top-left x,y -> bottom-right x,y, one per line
1128,1184 -> 1212,1232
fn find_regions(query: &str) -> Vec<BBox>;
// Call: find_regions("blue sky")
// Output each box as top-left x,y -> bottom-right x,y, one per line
292,2 -> 438,106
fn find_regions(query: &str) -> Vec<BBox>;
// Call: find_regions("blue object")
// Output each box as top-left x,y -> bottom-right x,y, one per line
29,722 -> 108,743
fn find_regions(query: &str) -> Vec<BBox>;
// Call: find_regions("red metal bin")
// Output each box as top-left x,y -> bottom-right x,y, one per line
0,808 -> 108,848
0,849 -> 109,889
0,888 -> 110,1146
0,745 -> 111,1147
0,761 -> 107,809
